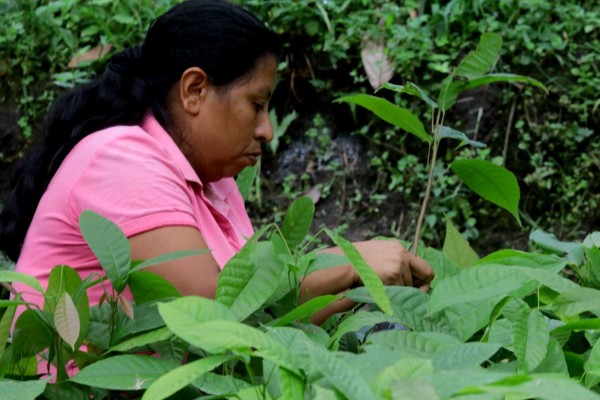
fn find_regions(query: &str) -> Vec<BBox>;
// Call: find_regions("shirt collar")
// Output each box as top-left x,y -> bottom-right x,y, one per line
140,113 -> 202,186
139,113 -> 237,207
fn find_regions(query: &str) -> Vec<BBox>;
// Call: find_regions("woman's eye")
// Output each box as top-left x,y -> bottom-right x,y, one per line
254,102 -> 267,112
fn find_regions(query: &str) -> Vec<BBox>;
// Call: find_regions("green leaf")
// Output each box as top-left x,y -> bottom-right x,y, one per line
325,229 -> 393,315
529,229 -> 584,264
142,355 -> 233,400
443,218 -> 479,268
158,296 -> 236,326
334,94 -> 430,143
163,319 -> 300,373
0,380 -> 48,400
379,81 -> 438,108
278,368 -> 305,400
12,310 -> 55,357
438,126 -> 486,148
0,270 -> 44,294
236,164 -> 258,200
304,253 -> 350,276
459,374 -> 600,400
549,286 -> 600,317
372,358 -> 434,392
305,340 -> 375,400
477,249 -> 566,272
113,14 -> 136,25
130,249 -> 209,273
0,304 -> 17,360
445,300 -> 497,341
455,32 -> 502,80
216,241 -> 286,321
281,197 -> 314,250
79,210 -> 131,293
345,286 -> 459,337
44,265 -> 89,346
511,308 -> 549,373
128,271 -> 180,304
391,379 -> 441,400
437,76 -> 462,112
109,327 -> 173,353
428,264 -> 529,315
54,293 -> 80,351
585,336 -> 600,387
550,319 -> 600,335
461,73 -> 548,94
531,339 -> 568,375
450,159 -> 521,225
71,355 -> 179,390
327,311 -> 400,350
192,372 -> 251,395
268,295 -> 340,327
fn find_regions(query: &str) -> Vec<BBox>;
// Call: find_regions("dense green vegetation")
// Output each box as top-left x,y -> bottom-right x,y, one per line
0,0 -> 599,399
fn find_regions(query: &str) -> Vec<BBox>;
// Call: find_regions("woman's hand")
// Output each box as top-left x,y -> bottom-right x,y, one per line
326,240 -> 435,292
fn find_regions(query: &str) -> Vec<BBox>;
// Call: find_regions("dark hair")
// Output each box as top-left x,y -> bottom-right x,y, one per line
0,0 -> 280,261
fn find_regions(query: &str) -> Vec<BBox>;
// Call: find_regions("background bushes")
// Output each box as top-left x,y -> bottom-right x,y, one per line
0,0 -> 598,255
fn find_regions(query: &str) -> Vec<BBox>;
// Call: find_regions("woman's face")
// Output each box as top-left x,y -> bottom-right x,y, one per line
183,55 -> 277,183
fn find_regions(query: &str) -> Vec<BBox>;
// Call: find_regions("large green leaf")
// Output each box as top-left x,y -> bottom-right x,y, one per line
461,73 -> 548,93
109,327 -> 173,353
428,264 -> 529,315
529,229 -> 584,264
450,159 -> 521,225
512,308 -> 549,373
418,246 -> 460,288
79,210 -> 131,293
278,367 -> 305,400
335,94 -> 430,143
551,319 -> 600,335
281,196 -> 314,250
372,358 -> 434,392
532,339 -> 568,375
142,355 -> 233,400
54,293 -> 80,351
159,302 -> 300,373
236,164 -> 258,201
112,302 -> 165,343
0,380 -> 48,400
443,218 -> 479,269
477,249 -> 566,271
71,355 -> 179,390
192,372 -> 251,395
268,295 -> 339,327
549,286 -> 600,317
128,271 -> 180,304
0,270 -> 44,294
158,296 -> 236,326
304,253 -> 350,276
455,32 -> 502,80
445,300 -> 498,341
459,374 -> 600,400
346,286 -> 459,337
216,241 -> 286,321
326,229 -> 393,315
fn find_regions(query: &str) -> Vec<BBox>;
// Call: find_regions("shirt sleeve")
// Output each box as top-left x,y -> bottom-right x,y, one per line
68,127 -> 199,237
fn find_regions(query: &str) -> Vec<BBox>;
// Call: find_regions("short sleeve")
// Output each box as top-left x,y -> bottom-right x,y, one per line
68,127 -> 199,237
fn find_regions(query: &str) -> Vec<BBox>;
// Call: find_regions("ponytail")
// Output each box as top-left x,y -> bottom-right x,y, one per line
0,0 -> 280,261
0,46 -> 152,261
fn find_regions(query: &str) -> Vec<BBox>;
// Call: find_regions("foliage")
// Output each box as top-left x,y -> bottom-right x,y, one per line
1,205 -> 600,399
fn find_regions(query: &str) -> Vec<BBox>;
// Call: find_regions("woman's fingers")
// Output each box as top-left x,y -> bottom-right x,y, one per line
408,253 -> 434,286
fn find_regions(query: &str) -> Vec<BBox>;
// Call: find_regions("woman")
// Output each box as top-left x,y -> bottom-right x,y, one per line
0,0 -> 433,323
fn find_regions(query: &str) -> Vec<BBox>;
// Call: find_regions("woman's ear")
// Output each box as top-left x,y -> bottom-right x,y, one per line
178,67 -> 209,116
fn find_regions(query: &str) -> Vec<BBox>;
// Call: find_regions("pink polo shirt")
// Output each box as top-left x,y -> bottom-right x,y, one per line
14,113 -> 254,308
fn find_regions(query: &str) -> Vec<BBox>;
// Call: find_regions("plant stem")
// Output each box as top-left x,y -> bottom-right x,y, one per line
412,109 -> 443,255
412,139 -> 439,255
